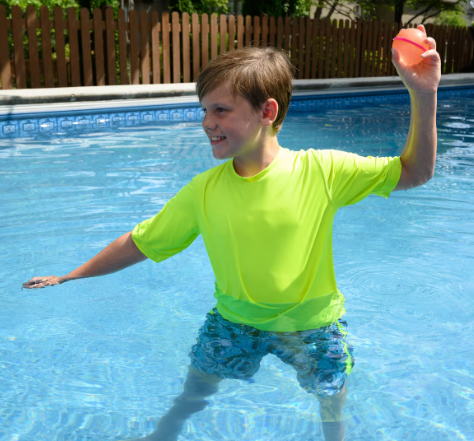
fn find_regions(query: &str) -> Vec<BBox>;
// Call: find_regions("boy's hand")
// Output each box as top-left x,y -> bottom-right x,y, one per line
22,276 -> 68,289
391,25 -> 441,95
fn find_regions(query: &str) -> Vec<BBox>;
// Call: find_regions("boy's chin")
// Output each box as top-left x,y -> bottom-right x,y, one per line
211,146 -> 233,160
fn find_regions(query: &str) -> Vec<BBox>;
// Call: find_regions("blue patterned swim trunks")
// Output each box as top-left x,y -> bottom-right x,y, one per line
189,308 -> 355,397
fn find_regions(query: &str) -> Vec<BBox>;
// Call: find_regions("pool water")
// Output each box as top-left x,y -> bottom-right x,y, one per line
1,93 -> 473,441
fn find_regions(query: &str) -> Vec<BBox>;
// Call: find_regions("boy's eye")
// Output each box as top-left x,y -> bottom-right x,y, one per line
216,108 -> 226,113
201,108 -> 207,113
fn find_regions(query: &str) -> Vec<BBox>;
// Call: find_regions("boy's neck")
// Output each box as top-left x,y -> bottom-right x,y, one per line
232,137 -> 281,178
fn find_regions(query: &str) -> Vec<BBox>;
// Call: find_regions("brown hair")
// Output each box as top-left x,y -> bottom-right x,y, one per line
196,46 -> 295,134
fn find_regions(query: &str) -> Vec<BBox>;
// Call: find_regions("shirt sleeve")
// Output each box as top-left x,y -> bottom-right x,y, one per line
313,149 -> 402,209
131,180 -> 200,263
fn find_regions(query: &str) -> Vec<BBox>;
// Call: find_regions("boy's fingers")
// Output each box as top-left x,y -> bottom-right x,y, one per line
22,276 -> 59,289
417,24 -> 426,34
421,49 -> 440,62
424,37 -> 436,50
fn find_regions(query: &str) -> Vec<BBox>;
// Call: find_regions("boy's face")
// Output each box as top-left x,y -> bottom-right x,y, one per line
200,83 -> 268,160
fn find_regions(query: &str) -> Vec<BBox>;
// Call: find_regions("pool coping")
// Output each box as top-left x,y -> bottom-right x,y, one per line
1,73 -> 474,116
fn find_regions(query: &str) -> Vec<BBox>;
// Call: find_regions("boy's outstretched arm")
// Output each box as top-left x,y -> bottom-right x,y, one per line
392,24 -> 441,191
22,231 -> 147,289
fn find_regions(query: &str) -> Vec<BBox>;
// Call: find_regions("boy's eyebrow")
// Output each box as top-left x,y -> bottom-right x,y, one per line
201,102 -> 232,109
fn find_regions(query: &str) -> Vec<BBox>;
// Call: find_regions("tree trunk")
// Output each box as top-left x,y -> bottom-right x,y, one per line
395,0 -> 404,24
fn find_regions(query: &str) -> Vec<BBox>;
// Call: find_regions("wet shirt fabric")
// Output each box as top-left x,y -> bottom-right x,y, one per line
131,148 -> 402,332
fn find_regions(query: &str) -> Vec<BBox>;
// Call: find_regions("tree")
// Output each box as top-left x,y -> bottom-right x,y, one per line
306,0 -> 468,24
241,0 -> 313,17
168,0 -> 229,14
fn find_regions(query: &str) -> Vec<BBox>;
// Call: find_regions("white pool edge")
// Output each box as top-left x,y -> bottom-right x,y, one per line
1,74 -> 474,116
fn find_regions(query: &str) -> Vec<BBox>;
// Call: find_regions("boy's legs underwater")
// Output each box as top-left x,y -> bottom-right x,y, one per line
124,365 -> 223,441
317,381 -> 347,441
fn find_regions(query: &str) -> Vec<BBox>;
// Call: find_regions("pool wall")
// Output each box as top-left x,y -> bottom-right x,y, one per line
1,74 -> 473,138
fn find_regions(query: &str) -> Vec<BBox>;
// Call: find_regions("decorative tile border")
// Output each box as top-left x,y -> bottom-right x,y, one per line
0,87 -> 472,138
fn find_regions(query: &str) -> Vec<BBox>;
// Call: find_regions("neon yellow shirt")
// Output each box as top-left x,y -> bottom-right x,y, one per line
132,148 -> 402,332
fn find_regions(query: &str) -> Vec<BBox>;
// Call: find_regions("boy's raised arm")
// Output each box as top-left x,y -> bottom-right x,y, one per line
391,25 -> 441,191
22,231 -> 147,289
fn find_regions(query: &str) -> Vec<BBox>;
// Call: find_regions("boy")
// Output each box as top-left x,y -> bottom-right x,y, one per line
23,25 -> 440,441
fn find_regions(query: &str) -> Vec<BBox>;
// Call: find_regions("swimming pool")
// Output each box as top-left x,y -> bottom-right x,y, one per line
1,89 -> 473,440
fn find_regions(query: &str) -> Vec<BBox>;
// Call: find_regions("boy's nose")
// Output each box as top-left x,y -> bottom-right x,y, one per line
202,114 -> 217,131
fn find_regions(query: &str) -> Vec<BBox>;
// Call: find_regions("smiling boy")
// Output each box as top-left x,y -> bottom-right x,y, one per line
24,26 -> 440,441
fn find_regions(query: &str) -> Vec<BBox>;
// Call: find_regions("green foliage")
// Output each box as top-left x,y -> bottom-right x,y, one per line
0,0 -> 121,17
168,0 -> 229,14
241,0 -> 312,17
0,0 -> 78,16
435,10 -> 467,27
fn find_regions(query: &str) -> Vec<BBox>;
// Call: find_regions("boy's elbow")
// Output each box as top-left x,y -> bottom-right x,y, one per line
412,165 -> 435,188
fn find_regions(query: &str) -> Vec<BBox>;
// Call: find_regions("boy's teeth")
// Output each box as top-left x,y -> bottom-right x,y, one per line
211,136 -> 226,141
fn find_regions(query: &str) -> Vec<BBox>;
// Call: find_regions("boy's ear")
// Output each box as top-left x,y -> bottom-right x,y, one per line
260,99 -> 279,128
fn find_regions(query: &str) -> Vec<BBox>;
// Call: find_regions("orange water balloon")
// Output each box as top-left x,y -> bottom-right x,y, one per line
392,28 -> 430,66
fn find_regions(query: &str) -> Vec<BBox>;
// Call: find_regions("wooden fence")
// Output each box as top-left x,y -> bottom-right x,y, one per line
0,5 -> 472,89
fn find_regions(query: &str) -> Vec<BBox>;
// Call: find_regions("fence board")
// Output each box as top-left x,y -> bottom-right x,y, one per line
117,8 -> 128,84
298,17 -> 305,77
304,18 -> 312,79
291,18 -> 298,72
162,11 -> 171,82
80,9 -> 93,86
269,16 -> 276,48
310,18 -> 319,79
151,11 -> 161,83
359,20 -> 366,77
366,20 -> 374,76
254,16 -> 260,46
26,6 -> 41,88
337,19 -> 344,78
245,15 -> 252,46
284,17 -> 290,54
191,13 -> 200,79
330,20 -> 337,78
237,15 -> 244,48
276,17 -> 283,50
380,21 -> 389,76
262,15 -> 268,47
201,13 -> 209,69
318,18 -> 325,79
183,13 -> 190,82
0,5 -> 12,89
54,7 -> 67,87
172,12 -> 180,83
348,20 -> 355,78
228,14 -> 235,51
12,6 -> 27,89
93,9 -> 105,86
67,8 -> 81,86
219,14 -> 227,54
140,11 -> 150,84
210,14 -> 217,59
105,7 -> 116,85
129,10 -> 139,84
40,7 -> 55,88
